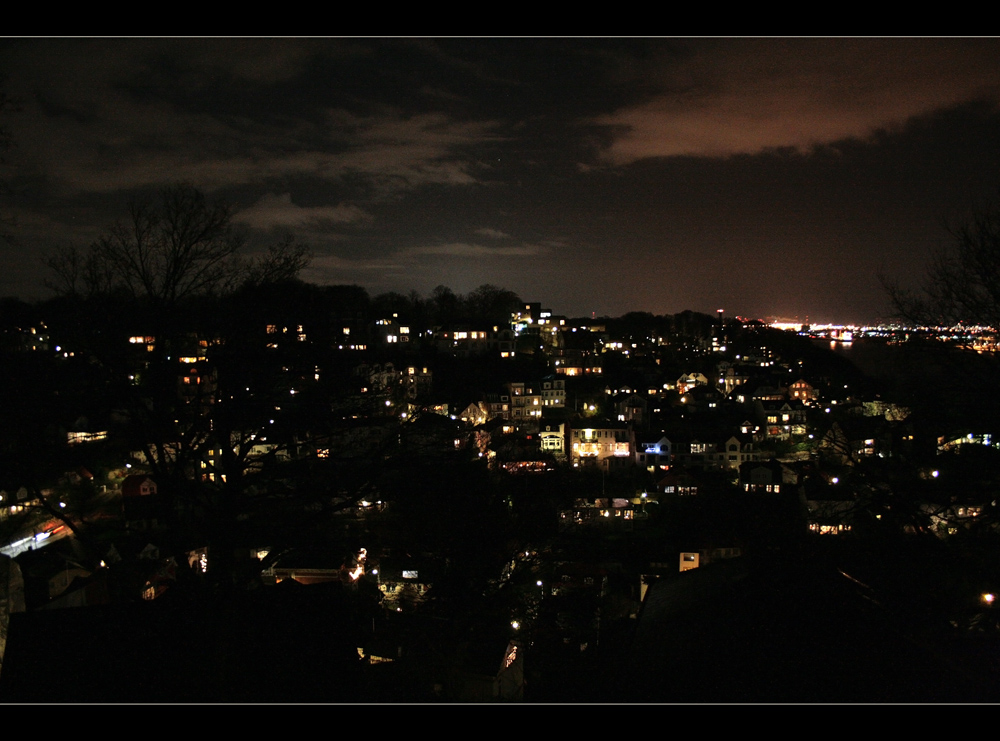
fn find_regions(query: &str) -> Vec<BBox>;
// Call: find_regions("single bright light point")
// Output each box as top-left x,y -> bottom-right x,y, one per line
932,470 -> 940,478
983,593 -> 995,605
536,580 -> 543,587
832,477 -> 839,484
511,620 -> 520,630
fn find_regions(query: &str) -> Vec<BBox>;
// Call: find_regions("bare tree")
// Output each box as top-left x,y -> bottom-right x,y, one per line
44,184 -> 309,304
883,205 -> 1000,329
239,235 -> 310,290
36,185 -> 316,591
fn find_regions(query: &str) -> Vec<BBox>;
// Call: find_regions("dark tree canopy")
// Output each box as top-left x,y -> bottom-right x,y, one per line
463,283 -> 521,327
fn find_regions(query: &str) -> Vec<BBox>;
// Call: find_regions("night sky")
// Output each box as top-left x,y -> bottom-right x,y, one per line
3,37 -> 1000,325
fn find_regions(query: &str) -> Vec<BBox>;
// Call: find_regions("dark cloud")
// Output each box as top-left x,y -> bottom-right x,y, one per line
591,39 -> 1000,163
2,38 -> 1000,323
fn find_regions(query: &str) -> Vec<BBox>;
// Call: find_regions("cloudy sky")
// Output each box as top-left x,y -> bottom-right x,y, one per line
3,37 -> 1000,324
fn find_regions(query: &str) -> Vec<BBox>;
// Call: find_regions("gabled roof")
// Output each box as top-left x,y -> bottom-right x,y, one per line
121,474 -> 156,497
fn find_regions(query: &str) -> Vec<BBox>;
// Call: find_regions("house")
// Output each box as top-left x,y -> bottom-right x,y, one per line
20,552 -> 87,607
739,460 -> 788,494
121,475 -> 157,498
433,326 -> 517,358
538,422 -> 566,457
677,372 -> 709,393
541,375 -> 566,408
635,436 -> 672,471
655,469 -> 700,497
553,347 -> 603,376
678,384 -> 724,414
750,383 -> 787,403
613,391 -> 647,424
716,435 -> 759,470
568,422 -> 631,470
558,497 -> 639,530
789,378 -> 819,404
457,401 -> 489,427
120,475 -> 161,531
755,400 -> 807,441
402,365 -> 433,399
717,362 -> 750,396
482,392 -> 511,421
669,436 -> 726,469
818,418 -> 890,465
920,501 -> 997,536
0,487 -> 40,520
505,382 -> 543,423
177,361 -> 217,416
